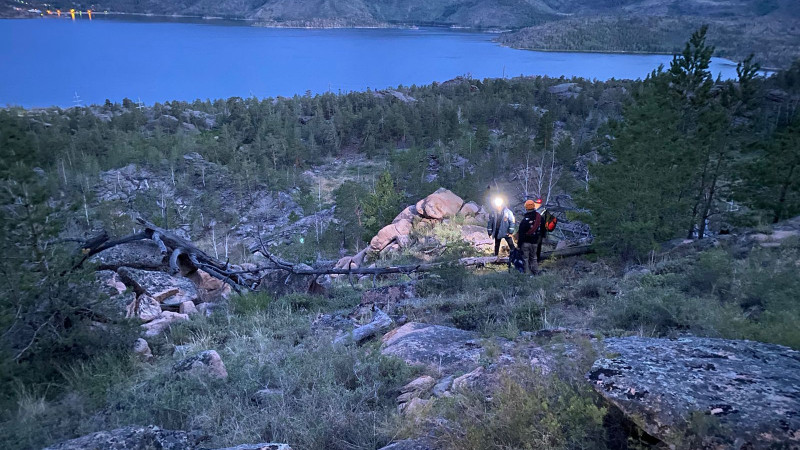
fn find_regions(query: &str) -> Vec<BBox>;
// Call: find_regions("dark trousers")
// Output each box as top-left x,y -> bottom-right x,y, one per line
521,242 -> 539,274
493,236 -> 516,256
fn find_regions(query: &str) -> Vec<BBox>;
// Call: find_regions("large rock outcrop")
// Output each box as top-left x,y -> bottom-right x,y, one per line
588,336 -> 800,449
90,240 -> 166,270
43,426 -> 197,450
43,425 -> 292,450
381,322 -> 483,375
415,188 -> 464,220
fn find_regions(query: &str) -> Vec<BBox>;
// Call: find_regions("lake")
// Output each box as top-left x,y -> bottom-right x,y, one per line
1,17 -> 744,108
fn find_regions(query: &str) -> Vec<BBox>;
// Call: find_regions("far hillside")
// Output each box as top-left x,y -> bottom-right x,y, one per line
3,0 -> 799,66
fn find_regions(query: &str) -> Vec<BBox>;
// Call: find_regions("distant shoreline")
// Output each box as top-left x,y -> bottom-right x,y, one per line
0,13 -> 782,71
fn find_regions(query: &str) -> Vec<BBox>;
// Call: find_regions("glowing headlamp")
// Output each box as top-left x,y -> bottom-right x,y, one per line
493,196 -> 503,208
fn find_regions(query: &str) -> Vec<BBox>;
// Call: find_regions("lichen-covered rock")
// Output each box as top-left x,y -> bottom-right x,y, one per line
397,375 -> 436,404
43,425 -> 197,449
95,270 -> 128,296
173,350 -> 228,380
118,267 -> 198,305
588,337 -> 800,449
414,188 -> 464,220
133,338 -> 153,360
90,240 -> 166,270
381,322 -> 483,375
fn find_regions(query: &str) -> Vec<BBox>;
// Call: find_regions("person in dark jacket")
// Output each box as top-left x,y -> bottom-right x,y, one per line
487,196 -> 516,257
516,199 -> 546,275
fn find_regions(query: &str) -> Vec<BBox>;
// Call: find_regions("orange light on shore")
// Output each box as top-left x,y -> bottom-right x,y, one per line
87,10 -> 92,19
69,8 -> 75,19
46,9 -> 51,14
56,9 -> 60,16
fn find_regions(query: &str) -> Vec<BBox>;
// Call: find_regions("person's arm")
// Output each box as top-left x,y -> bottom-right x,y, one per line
507,210 -> 515,235
487,214 -> 493,236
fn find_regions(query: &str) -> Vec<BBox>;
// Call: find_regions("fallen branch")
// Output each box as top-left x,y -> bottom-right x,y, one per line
251,245 -> 593,277
334,308 -> 393,345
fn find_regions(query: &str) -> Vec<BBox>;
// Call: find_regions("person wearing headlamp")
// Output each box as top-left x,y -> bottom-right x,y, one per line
487,196 -> 516,258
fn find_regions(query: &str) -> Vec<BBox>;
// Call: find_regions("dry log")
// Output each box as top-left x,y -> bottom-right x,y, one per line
252,244 -> 593,277
334,308 -> 394,345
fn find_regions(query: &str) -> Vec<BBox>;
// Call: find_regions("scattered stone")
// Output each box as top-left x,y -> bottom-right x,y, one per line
118,267 -> 199,305
211,444 -> 292,450
401,375 -> 436,394
179,300 -> 198,315
173,350 -> 228,380
251,387 -> 284,406
400,397 -> 430,416
142,311 -> 189,337
43,425 -> 197,450
381,322 -> 483,375
133,338 -> 153,360
397,375 -> 436,404
588,336 -> 800,449
377,439 -> 433,450
432,375 -> 454,397
127,294 -> 162,322
451,366 -> 485,392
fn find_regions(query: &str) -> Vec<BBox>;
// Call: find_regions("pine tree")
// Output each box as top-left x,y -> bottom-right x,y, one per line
579,73 -> 691,259
744,119 -> 800,223
361,171 -> 405,239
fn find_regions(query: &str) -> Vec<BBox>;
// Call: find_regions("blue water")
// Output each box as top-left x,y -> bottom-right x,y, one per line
1,18 -> 744,107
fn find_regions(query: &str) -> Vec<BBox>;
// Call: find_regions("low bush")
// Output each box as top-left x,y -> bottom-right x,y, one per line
428,363 -> 609,450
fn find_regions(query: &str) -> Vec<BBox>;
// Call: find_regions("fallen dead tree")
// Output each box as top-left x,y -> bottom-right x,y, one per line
252,233 -> 593,277
75,219 -> 592,293
76,218 -> 261,292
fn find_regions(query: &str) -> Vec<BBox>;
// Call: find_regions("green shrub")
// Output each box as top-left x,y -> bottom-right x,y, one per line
686,249 -> 733,298
596,287 -> 731,337
232,292 -> 272,315
429,363 -> 608,450
417,265 -> 470,297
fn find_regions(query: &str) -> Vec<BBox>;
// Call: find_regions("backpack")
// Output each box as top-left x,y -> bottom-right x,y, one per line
508,248 -> 526,273
545,213 -> 558,232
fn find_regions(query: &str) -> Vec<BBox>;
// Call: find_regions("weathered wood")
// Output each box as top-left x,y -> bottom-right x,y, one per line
151,232 -> 168,255
168,247 -> 185,274
334,308 -> 394,345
